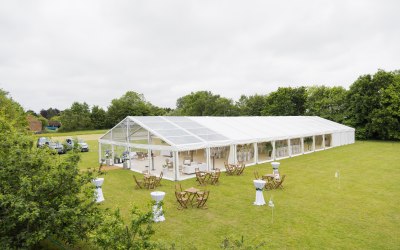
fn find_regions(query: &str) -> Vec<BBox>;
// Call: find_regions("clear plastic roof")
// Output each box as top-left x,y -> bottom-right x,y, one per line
99,116 -> 354,150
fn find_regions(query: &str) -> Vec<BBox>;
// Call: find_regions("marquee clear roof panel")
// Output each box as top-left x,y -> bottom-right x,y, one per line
100,116 -> 354,148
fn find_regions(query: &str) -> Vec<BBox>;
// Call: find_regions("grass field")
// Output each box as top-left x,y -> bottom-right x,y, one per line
75,139 -> 400,249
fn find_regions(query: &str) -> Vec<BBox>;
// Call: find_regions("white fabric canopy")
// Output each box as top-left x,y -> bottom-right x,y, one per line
99,116 -> 355,151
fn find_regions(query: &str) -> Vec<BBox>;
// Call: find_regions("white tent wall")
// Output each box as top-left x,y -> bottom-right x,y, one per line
98,116 -> 355,181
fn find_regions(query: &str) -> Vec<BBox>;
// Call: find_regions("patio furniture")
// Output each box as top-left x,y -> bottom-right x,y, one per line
175,191 -> 190,209
273,175 -> 286,189
182,162 -> 207,174
262,175 -> 276,190
224,162 -> 236,175
210,168 -> 221,185
254,171 -> 260,179
196,190 -> 210,209
236,163 -> 245,175
253,179 -> 266,206
154,171 -> 163,187
144,175 -> 156,189
133,175 -> 144,189
184,187 -> 201,206
150,191 -> 166,222
195,168 -> 207,186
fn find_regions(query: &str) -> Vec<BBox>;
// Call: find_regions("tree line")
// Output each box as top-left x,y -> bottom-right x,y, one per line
22,69 -> 400,140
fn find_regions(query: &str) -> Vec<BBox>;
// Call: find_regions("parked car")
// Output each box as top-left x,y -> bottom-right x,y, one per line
65,138 -> 89,152
37,137 -> 50,147
37,137 -> 66,154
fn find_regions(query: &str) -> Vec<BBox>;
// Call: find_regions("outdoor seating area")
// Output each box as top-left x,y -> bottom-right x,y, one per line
174,185 -> 210,209
195,168 -> 221,185
224,162 -> 245,175
133,171 -> 163,190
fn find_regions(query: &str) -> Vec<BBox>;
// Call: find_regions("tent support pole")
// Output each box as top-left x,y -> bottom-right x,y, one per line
301,137 -> 304,154
312,135 -> 316,151
272,141 -> 276,161
322,134 -> 326,150
288,139 -> 291,157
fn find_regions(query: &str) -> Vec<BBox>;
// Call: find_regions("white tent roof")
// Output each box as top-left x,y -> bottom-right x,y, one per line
99,116 -> 354,151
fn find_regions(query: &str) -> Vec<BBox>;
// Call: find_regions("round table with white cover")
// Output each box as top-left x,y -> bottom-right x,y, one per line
253,180 -> 266,206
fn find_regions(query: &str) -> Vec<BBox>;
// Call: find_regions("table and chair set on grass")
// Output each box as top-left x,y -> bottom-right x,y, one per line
174,183 -> 210,209
224,162 -> 246,175
195,168 -> 221,185
133,171 -> 163,189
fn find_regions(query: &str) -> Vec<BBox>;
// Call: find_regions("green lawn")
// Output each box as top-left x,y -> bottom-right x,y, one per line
80,140 -> 400,249
34,129 -> 108,138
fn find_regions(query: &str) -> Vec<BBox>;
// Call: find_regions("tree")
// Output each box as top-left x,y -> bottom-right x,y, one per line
0,115 -> 100,248
345,70 -> 396,139
305,86 -> 347,122
89,206 -> 156,249
367,72 -> 400,140
175,91 -> 238,116
40,108 -> 61,120
91,105 -> 107,129
0,89 -> 28,129
106,91 -> 153,127
59,102 -> 92,131
236,94 -> 267,116
262,87 -> 307,116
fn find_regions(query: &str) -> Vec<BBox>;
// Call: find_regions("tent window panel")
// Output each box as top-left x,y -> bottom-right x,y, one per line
290,138 -> 301,155
236,144 -> 255,164
315,135 -> 323,150
258,142 -> 273,162
275,140 -> 289,158
325,134 -> 332,147
304,137 -> 313,152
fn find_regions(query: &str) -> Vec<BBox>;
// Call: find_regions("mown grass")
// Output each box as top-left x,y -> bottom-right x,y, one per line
78,140 -> 400,249
33,129 -> 108,138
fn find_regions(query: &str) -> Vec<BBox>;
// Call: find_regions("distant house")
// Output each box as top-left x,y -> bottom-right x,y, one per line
27,115 -> 42,133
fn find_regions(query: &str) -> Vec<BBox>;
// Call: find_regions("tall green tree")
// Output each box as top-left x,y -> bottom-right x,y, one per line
236,94 -> 267,116
59,102 -> 92,131
175,91 -> 238,116
262,87 -> 307,116
305,86 -> 347,122
0,115 -> 100,248
0,89 -> 27,129
90,105 -> 107,129
345,70 -> 396,139
106,91 -> 153,126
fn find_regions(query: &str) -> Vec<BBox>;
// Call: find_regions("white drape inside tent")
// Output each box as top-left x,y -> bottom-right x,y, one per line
228,145 -> 235,164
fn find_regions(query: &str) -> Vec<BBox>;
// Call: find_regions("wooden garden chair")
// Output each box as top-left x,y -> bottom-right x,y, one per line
224,162 -> 236,175
273,175 -> 286,189
195,169 -> 207,186
175,183 -> 186,195
154,171 -> 163,187
144,175 -> 156,189
196,190 -> 210,209
254,171 -> 260,180
263,175 -> 275,190
210,168 -> 221,185
175,191 -> 190,209
236,163 -> 245,175
133,175 -> 144,189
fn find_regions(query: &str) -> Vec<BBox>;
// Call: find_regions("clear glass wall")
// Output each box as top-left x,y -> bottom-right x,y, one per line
258,142 -> 273,162
275,140 -> 289,158
290,138 -> 301,155
304,136 -> 313,153
315,135 -> 323,150
325,134 -> 332,147
236,143 -> 255,165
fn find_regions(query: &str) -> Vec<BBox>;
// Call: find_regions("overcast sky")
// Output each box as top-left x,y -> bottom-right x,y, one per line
0,0 -> 399,112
